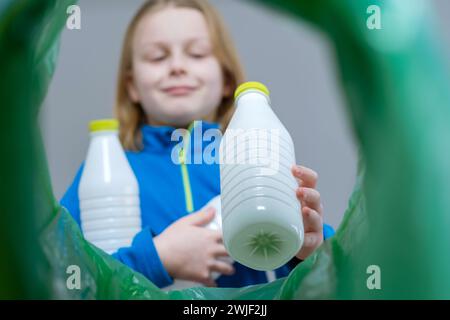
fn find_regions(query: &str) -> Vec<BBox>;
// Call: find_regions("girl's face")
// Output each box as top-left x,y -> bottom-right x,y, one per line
128,6 -> 228,127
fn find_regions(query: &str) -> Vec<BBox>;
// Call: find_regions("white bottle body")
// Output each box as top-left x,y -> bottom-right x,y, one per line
220,90 -> 304,271
78,130 -> 141,254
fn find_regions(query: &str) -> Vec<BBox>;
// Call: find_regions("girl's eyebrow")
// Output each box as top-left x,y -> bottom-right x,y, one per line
187,37 -> 211,45
186,37 -> 210,44
186,38 -> 211,48
140,42 -> 167,51
140,37 -> 211,50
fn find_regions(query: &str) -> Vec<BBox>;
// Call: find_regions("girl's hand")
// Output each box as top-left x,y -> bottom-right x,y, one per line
292,165 -> 324,260
154,207 -> 235,287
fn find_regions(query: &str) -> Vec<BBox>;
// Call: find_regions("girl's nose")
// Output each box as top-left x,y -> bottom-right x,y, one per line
168,54 -> 187,76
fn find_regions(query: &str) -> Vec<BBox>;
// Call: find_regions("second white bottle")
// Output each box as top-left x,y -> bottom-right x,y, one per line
78,119 -> 142,254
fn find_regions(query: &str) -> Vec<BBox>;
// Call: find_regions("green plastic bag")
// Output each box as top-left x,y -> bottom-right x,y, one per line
1,0 -> 450,299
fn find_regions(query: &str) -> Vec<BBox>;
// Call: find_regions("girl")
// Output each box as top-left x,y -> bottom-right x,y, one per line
61,0 -> 334,288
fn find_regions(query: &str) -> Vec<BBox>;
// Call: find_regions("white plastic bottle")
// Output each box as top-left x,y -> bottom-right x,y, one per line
220,82 -> 304,271
78,119 -> 141,254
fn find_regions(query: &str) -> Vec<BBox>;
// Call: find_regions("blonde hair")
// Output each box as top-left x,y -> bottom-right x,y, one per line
114,0 -> 245,151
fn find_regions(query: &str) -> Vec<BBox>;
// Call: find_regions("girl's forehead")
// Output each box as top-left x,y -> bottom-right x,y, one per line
135,7 -> 211,42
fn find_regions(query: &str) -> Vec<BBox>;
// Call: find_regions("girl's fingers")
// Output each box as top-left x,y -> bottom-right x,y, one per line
292,165 -> 318,189
301,207 -> 323,233
201,278 -> 218,288
185,207 -> 216,226
206,229 -> 223,243
212,244 -> 230,258
302,232 -> 323,250
296,187 -> 322,214
210,260 -> 235,276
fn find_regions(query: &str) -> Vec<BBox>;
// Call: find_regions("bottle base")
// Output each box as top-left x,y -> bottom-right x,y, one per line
225,220 -> 302,271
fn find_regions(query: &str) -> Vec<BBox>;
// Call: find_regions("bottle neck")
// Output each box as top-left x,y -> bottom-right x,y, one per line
236,91 -> 271,109
90,130 -> 119,138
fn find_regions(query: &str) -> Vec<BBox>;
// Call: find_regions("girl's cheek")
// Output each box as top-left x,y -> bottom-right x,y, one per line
135,63 -> 165,87
196,58 -> 223,83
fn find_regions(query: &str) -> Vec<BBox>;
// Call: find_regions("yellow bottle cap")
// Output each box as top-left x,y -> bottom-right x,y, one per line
234,81 -> 270,100
89,119 -> 119,132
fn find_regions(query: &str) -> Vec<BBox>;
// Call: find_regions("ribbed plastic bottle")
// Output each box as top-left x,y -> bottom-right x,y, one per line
220,82 -> 304,271
78,119 -> 141,254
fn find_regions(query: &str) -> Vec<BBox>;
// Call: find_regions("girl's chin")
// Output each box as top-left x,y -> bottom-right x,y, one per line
158,112 -> 202,126
161,102 -> 205,117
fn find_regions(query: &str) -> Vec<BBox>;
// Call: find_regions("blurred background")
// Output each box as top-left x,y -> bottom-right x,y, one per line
41,0 -> 450,229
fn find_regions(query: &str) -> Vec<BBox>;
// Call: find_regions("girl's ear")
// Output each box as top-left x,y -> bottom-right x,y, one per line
126,72 -> 140,103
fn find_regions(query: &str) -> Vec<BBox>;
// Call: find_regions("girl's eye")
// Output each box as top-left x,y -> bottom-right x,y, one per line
188,43 -> 211,59
190,53 -> 206,59
188,50 -> 210,59
147,54 -> 167,62
150,55 -> 167,62
144,50 -> 168,62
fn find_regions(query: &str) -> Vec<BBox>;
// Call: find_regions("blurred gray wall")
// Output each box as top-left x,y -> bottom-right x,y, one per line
42,0 -> 450,229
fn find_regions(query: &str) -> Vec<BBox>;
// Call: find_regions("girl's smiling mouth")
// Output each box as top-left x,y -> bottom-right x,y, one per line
162,86 -> 197,96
